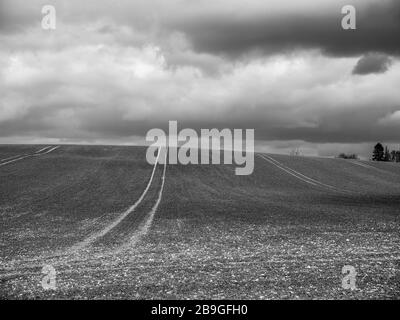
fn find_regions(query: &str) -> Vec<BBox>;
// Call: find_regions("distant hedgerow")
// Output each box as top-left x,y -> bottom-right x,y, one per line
337,153 -> 358,160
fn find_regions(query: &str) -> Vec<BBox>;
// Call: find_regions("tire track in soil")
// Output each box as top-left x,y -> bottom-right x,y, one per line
258,154 -> 352,194
0,154 -> 25,162
119,147 -> 168,251
0,146 -> 59,168
70,147 -> 166,252
0,148 -> 163,266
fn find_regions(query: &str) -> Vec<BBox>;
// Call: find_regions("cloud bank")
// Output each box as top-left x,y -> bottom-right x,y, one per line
0,0 -> 399,157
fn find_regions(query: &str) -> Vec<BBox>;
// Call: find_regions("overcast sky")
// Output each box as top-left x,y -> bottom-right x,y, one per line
0,0 -> 399,157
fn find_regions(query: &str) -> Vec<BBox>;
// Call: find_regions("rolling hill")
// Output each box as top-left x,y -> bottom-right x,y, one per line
0,145 -> 399,299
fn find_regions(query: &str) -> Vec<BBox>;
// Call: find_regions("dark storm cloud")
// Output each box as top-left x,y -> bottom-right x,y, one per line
167,0 -> 400,58
352,53 -> 392,75
0,0 -> 43,33
53,110 -> 400,145
2,0 -> 400,58
1,0 -> 400,149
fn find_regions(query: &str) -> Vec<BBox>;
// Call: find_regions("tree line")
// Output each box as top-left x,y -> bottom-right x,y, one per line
373,143 -> 400,162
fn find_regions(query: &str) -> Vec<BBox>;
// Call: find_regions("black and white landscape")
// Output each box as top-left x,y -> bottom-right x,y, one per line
0,0 -> 399,300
